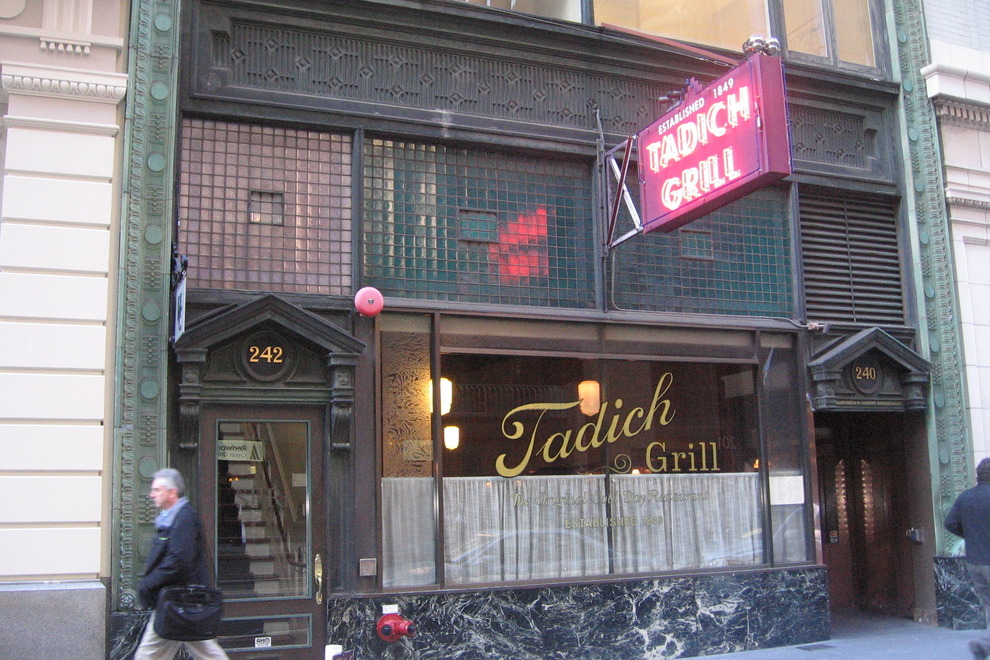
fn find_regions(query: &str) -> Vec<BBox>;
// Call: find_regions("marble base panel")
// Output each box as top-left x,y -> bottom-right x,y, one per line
935,556 -> 986,630
327,567 -> 828,659
0,581 -> 107,660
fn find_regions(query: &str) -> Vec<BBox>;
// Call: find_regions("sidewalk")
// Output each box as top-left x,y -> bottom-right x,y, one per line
702,611 -> 981,659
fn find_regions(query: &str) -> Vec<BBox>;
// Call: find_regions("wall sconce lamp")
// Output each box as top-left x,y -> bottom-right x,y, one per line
443,426 -> 460,450
578,380 -> 601,416
428,377 -> 453,415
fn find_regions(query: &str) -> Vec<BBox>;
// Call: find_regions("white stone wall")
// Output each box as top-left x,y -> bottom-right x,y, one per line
923,40 -> 990,468
0,0 -> 126,585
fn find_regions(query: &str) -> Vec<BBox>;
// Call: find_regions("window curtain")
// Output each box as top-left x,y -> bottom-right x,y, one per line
609,473 -> 764,572
382,477 -> 436,588
385,473 -> 764,586
442,475 -> 608,584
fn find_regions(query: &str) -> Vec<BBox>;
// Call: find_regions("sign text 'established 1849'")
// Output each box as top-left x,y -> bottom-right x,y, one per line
636,53 -> 791,234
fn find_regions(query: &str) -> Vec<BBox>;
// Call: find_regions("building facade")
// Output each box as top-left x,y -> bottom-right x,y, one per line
0,1 -> 128,658
920,0 -> 990,628
923,0 -> 990,498
0,0 -> 977,658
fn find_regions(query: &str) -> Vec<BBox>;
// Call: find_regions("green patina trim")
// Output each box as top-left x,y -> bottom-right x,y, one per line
890,0 -> 971,551
111,0 -> 181,610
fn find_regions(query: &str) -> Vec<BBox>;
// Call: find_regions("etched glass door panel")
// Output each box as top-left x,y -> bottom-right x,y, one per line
200,406 -> 326,658
216,420 -> 309,599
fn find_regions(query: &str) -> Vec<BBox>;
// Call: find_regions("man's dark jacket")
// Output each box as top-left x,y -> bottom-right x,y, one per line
138,504 -> 213,608
945,482 -> 990,565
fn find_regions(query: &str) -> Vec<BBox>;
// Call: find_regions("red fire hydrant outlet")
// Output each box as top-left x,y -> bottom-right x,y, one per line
377,613 -> 417,642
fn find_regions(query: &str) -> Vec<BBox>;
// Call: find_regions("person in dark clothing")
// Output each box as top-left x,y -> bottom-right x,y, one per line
135,468 -> 229,660
946,457 -> 990,660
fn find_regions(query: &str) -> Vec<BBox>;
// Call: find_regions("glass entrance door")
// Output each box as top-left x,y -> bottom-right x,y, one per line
201,406 -> 326,658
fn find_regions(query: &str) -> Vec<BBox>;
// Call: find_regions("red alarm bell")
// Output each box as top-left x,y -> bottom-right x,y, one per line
354,286 -> 384,317
377,613 -> 417,642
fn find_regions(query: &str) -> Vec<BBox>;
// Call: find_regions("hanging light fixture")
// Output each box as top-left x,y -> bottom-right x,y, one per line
443,425 -> 460,450
578,380 -> 601,416
427,377 -> 453,415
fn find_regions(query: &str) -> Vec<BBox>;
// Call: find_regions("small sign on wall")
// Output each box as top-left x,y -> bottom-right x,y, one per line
217,439 -> 265,462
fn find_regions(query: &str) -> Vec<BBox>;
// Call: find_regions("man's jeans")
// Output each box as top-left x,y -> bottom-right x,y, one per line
967,562 -> 990,655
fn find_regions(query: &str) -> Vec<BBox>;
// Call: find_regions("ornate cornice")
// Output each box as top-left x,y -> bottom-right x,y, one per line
933,98 -> 990,130
946,196 -> 990,211
39,37 -> 91,56
0,63 -> 127,103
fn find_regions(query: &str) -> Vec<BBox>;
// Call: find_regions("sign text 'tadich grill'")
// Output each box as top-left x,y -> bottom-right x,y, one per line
636,53 -> 792,234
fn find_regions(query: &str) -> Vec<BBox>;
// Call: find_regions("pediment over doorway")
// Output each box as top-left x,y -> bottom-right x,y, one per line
807,327 -> 930,412
173,294 -> 366,451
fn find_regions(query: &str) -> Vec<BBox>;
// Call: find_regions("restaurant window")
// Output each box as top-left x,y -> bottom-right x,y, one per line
381,321 -> 811,587
783,0 -> 876,67
454,0 -> 581,21
380,315 -> 437,588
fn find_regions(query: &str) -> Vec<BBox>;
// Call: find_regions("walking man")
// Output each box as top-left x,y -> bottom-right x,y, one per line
946,457 -> 990,660
135,468 -> 229,660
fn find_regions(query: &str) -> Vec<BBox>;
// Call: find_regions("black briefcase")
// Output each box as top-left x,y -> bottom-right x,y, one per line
154,585 -> 224,641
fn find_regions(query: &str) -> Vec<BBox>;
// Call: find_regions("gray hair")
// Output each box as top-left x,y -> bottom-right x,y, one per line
153,468 -> 186,497
978,458 -> 990,485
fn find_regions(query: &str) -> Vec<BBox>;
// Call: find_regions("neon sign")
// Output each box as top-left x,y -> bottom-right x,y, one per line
636,53 -> 791,234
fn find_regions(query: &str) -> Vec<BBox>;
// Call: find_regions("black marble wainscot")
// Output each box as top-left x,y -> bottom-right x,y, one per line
935,556 -> 986,630
327,567 -> 828,660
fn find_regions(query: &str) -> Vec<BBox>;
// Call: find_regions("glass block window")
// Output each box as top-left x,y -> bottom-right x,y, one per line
178,119 -> 353,294
610,186 -> 793,317
362,138 -> 596,309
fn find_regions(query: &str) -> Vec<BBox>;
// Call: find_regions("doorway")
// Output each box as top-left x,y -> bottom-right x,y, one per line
815,411 -> 915,617
199,405 -> 327,659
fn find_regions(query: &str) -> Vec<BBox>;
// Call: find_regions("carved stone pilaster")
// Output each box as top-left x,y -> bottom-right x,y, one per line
893,0 -> 971,548
111,0 -> 180,612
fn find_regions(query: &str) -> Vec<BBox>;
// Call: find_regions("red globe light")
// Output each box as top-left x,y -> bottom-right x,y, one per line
354,286 -> 384,316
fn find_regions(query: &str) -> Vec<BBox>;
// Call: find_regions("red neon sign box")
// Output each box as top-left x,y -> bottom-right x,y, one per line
636,53 -> 791,234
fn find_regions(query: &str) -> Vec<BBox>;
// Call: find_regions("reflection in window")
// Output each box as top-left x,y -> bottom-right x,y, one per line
431,355 -> 769,584
380,317 -> 437,588
784,0 -> 875,66
215,421 -> 309,600
783,0 -> 827,58
834,0 -> 875,67
760,334 -> 811,563
595,0 -> 770,55
455,0 -> 581,21
449,0 -> 879,72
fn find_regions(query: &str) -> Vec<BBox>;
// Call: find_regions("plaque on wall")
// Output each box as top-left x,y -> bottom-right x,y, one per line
849,354 -> 883,395
241,330 -> 296,381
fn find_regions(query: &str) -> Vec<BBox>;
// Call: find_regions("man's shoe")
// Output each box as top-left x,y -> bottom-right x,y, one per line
971,640 -> 988,660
